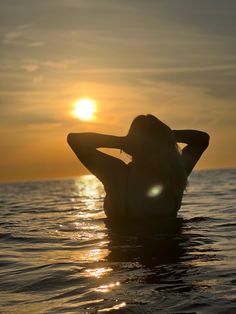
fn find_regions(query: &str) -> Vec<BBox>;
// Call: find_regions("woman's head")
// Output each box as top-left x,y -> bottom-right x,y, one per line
126,114 -> 175,157
125,114 -> 187,193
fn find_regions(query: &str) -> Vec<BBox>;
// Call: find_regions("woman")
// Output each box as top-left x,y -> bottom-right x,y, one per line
67,115 -> 209,219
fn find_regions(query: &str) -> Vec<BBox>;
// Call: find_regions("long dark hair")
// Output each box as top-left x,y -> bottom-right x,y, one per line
128,115 -> 187,198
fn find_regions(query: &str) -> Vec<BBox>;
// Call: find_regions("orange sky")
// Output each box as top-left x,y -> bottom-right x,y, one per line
0,1 -> 235,182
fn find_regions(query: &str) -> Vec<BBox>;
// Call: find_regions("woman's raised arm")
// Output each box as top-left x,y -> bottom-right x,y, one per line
67,133 -> 126,151
173,129 -> 210,176
67,133 -> 127,185
173,129 -> 209,145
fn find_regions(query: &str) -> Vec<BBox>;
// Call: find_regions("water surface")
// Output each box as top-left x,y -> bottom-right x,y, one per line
0,169 -> 235,313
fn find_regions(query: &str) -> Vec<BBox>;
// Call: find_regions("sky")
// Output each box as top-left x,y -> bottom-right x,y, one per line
0,0 -> 235,182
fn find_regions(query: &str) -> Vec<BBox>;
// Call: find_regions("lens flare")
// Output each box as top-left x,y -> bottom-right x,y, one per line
147,184 -> 163,197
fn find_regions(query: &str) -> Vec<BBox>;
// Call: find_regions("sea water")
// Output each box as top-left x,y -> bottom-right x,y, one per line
0,169 -> 235,313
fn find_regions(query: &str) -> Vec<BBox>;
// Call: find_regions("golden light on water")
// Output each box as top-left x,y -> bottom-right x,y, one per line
95,282 -> 120,293
98,302 -> 126,312
72,98 -> 97,121
85,267 -> 113,278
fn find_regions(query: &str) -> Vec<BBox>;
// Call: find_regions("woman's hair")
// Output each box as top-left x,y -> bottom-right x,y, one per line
128,114 -> 187,195
128,114 -> 175,145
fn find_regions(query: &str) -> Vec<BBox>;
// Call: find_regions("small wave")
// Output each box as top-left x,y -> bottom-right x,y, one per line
0,233 -> 61,244
45,285 -> 88,301
185,216 -> 209,222
16,270 -> 85,293
184,216 -> 224,223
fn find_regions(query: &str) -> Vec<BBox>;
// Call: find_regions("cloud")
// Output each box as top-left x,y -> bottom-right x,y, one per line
42,60 -> 75,69
0,110 -> 61,128
21,64 -> 39,72
76,64 -> 236,75
17,24 -> 32,30
3,30 -> 45,47
19,59 -> 78,73
72,63 -> 236,100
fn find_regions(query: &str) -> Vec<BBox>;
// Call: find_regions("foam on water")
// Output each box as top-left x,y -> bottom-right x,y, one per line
0,169 -> 235,313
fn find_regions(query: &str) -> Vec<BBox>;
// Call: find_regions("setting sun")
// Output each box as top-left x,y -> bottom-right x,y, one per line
72,98 -> 97,121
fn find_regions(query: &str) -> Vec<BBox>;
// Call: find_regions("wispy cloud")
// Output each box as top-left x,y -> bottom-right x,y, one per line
20,59 -> 78,72
3,30 -> 45,47
77,64 -> 236,74
21,64 -> 39,72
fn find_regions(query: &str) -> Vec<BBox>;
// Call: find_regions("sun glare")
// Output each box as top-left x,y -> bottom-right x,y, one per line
72,98 -> 97,121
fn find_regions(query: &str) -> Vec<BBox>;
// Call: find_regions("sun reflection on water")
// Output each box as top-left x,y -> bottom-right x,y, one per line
74,175 -> 105,200
98,302 -> 126,312
95,282 -> 120,293
84,267 -> 113,278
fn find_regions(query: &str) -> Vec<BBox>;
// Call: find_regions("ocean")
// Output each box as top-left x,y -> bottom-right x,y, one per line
0,169 -> 235,314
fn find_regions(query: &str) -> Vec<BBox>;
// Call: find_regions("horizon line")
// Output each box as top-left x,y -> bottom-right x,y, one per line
0,166 -> 235,185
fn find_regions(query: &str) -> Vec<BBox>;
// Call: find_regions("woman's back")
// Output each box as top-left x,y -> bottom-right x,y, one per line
104,159 -> 184,219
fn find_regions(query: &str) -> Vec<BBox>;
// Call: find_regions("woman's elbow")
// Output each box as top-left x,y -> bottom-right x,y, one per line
67,133 -> 77,148
202,132 -> 210,147
67,133 -> 89,153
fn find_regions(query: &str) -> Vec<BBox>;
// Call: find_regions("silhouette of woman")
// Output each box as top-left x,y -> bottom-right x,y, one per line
67,115 -> 209,219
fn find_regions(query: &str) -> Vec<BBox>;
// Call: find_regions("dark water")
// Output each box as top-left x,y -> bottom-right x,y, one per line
0,169 -> 235,314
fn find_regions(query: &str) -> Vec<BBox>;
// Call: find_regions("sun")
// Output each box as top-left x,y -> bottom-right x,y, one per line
72,98 -> 97,121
